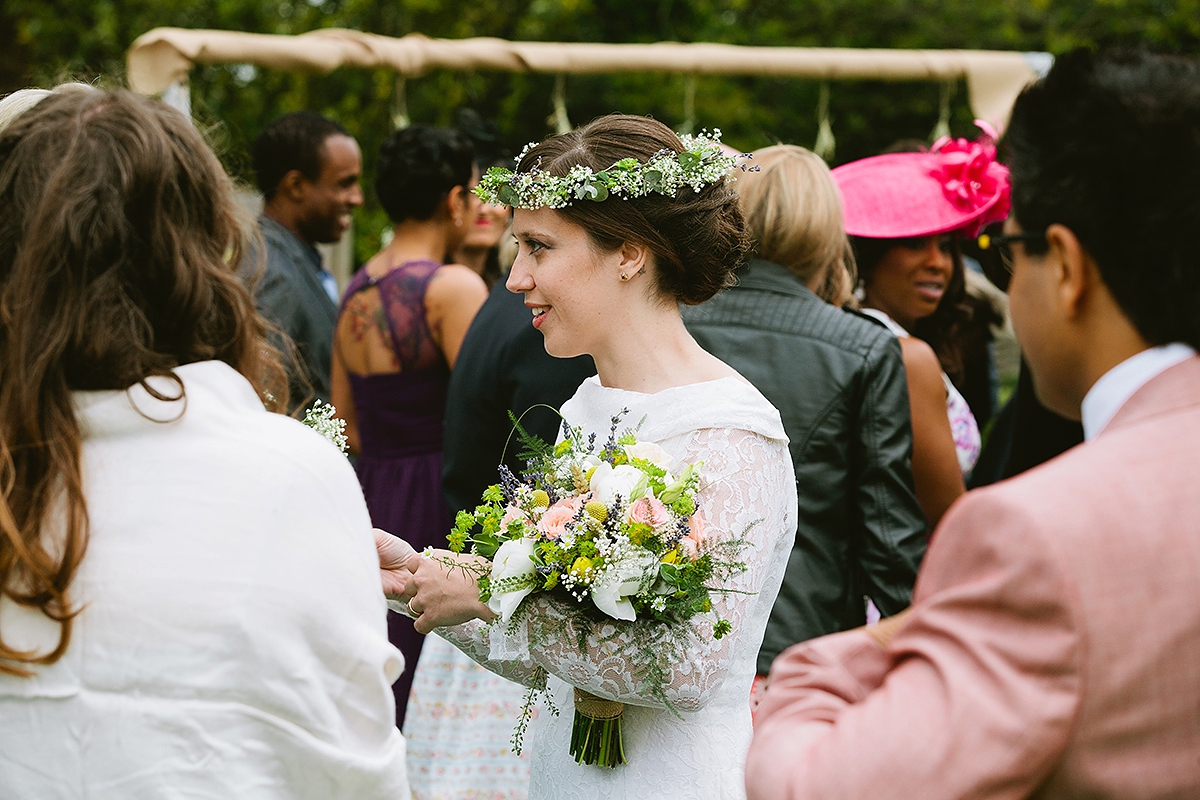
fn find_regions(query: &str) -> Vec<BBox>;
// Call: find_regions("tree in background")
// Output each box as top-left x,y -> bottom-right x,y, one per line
4,0 -> 1197,263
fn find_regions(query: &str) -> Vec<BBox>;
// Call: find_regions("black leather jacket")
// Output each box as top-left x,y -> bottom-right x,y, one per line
683,259 -> 927,673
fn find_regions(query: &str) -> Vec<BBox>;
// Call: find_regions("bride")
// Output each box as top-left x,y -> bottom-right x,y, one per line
378,114 -> 796,799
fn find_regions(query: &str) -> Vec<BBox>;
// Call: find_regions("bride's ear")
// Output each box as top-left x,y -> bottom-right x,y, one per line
615,241 -> 651,283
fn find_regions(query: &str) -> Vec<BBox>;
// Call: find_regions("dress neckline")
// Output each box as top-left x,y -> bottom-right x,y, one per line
582,374 -> 746,398
859,307 -> 911,339
364,258 -> 441,285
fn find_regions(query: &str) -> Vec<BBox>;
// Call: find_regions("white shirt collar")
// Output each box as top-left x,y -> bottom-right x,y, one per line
1080,343 -> 1196,440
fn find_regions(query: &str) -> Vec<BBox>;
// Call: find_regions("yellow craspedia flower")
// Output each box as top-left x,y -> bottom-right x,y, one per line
570,556 -> 594,579
584,500 -> 608,523
530,489 -> 551,510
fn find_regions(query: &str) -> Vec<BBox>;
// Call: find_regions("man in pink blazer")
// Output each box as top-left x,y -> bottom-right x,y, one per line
747,50 -> 1200,800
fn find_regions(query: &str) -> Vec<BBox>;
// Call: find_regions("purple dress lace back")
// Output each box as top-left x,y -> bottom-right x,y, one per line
339,259 -> 453,729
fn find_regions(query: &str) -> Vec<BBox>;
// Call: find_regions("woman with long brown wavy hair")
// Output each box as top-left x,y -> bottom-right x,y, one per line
0,89 -> 408,797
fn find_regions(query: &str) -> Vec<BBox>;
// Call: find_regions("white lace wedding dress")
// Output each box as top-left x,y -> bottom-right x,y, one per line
438,375 -> 797,800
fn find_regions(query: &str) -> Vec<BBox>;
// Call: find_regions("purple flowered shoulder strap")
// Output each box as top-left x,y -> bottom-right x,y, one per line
342,259 -> 446,373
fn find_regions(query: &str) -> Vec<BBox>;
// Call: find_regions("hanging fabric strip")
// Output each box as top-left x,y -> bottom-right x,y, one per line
391,76 -> 409,129
814,81 -> 835,162
929,79 -> 955,143
550,73 -> 572,135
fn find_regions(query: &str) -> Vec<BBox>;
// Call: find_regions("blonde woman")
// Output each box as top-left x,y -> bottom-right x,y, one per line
683,144 -> 927,698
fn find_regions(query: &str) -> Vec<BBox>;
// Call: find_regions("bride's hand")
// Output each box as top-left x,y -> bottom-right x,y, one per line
374,528 -> 418,600
405,549 -> 497,634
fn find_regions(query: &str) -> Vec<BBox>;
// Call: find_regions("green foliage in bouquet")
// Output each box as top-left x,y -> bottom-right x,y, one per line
445,409 -> 753,767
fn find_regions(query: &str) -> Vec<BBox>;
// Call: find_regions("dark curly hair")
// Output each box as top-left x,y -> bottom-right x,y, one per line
518,114 -> 749,305
376,124 -> 475,223
851,235 -> 1001,384
1005,49 -> 1200,349
251,111 -> 349,200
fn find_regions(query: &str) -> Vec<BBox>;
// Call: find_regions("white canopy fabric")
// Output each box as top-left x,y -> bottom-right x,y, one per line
126,28 -> 1050,129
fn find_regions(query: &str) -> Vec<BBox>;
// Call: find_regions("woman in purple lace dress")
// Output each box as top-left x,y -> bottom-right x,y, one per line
331,124 -> 488,727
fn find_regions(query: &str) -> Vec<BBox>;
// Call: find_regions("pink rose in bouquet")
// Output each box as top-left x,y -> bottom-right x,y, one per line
627,496 -> 670,529
501,504 -> 528,529
538,496 -> 585,540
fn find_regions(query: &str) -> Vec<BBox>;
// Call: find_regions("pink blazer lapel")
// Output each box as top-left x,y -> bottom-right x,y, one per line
1102,355 -> 1200,436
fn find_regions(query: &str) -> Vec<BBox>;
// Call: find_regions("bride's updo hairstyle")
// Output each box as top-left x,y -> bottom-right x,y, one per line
0,89 -> 283,675
517,114 -> 748,305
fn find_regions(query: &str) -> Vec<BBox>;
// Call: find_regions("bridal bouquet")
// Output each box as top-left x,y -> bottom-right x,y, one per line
447,411 -> 749,767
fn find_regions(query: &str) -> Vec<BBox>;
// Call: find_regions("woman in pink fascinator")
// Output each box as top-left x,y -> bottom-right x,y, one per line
832,126 -> 1010,529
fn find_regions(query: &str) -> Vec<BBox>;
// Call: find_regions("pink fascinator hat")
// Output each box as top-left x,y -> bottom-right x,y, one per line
832,121 -> 1011,239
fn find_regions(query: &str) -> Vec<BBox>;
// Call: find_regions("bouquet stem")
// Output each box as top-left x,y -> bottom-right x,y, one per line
569,688 -> 626,767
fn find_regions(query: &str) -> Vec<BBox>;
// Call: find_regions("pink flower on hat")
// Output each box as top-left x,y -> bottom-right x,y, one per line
833,119 -> 1011,239
929,121 -> 1011,232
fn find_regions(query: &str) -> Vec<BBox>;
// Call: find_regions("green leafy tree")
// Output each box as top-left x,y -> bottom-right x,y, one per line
3,0 -> 1197,262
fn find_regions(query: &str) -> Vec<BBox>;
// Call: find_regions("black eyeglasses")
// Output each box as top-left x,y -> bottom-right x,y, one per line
976,231 -> 1047,273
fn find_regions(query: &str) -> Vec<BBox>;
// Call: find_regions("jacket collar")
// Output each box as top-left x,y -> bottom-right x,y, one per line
732,259 -> 819,301
1102,355 -> 1200,437
259,214 -> 323,273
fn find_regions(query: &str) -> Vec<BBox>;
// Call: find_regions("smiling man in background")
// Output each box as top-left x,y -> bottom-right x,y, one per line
246,111 -> 363,413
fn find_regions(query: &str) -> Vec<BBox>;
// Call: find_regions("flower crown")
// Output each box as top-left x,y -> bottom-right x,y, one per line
473,129 -> 742,210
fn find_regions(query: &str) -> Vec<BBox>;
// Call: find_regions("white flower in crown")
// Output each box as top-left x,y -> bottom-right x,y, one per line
474,128 -> 740,210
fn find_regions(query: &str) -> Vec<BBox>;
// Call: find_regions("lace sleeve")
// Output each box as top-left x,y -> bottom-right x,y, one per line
434,619 -> 549,689
491,427 -> 793,711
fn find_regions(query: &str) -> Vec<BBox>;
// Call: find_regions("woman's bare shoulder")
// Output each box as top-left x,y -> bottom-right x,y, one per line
427,263 -> 488,299
897,337 -> 949,407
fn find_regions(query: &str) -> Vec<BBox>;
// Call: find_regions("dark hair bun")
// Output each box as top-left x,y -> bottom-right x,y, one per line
521,115 -> 748,305
376,124 -> 474,223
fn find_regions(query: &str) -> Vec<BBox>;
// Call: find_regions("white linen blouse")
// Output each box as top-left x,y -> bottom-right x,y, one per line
0,361 -> 409,799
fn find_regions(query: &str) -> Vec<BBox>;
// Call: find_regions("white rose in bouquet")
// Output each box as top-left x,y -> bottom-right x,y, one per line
488,537 -> 538,623
589,550 -> 660,621
623,441 -> 675,474
589,462 -> 647,507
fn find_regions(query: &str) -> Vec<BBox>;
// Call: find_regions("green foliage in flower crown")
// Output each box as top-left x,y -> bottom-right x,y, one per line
474,130 -> 737,210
